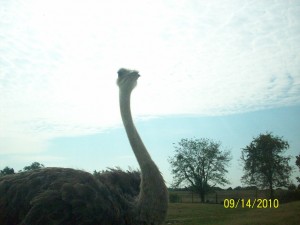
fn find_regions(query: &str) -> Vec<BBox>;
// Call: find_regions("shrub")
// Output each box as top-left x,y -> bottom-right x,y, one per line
169,193 -> 181,203
276,189 -> 300,203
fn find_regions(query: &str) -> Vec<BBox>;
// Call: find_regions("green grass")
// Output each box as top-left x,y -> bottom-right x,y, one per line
165,201 -> 300,225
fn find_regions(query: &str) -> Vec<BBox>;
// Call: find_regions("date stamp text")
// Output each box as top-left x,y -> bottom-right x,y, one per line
223,198 -> 279,209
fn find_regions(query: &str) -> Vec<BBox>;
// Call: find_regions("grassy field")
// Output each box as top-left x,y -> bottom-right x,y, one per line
165,201 -> 300,225
169,190 -> 271,204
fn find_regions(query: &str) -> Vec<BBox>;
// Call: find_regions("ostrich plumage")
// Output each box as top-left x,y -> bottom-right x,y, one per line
0,69 -> 168,225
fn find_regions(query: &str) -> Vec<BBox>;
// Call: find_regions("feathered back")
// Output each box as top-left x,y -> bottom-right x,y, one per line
0,168 -> 140,225
95,168 -> 140,199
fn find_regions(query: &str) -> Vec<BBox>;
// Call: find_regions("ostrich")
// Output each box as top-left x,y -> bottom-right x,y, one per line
0,68 -> 168,225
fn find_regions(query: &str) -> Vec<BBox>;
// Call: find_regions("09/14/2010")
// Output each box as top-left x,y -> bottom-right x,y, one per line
223,198 -> 279,209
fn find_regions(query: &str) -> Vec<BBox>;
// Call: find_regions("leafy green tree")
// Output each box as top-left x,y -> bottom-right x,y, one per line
169,138 -> 231,202
288,183 -> 297,191
296,154 -> 300,184
0,166 -> 15,176
241,132 -> 292,199
23,162 -> 45,171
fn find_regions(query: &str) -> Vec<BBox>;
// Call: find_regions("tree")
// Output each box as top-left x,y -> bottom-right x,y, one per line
296,154 -> 300,184
169,138 -> 231,202
241,132 -> 292,199
0,166 -> 15,176
288,183 -> 297,191
23,162 -> 45,171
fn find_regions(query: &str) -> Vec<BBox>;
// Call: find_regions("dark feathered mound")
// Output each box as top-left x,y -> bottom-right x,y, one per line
94,168 -> 140,199
0,168 -> 140,225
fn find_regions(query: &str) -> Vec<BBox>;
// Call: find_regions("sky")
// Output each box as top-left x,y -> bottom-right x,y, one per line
0,0 -> 299,188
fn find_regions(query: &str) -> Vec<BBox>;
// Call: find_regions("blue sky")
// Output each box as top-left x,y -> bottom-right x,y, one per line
0,0 -> 299,188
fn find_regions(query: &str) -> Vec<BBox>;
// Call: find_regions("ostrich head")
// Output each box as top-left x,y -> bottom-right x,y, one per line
117,68 -> 140,93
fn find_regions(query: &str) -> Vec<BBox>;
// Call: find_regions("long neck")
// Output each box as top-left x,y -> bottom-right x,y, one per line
119,89 -> 168,224
119,90 -> 152,169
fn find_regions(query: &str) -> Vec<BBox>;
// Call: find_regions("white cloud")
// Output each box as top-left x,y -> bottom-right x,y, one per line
1,0 -> 300,153
0,137 -> 47,154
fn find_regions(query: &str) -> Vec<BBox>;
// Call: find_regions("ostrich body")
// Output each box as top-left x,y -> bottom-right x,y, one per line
0,69 -> 168,225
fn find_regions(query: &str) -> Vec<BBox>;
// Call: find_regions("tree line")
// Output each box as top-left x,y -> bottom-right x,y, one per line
1,132 -> 300,202
0,162 -> 45,176
169,132 -> 300,201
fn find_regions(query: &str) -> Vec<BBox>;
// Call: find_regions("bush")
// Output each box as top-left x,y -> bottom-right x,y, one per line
0,166 -> 15,176
169,193 -> 181,203
276,189 -> 300,203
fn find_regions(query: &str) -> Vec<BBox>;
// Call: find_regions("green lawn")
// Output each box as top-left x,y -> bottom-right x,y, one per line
165,201 -> 300,225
